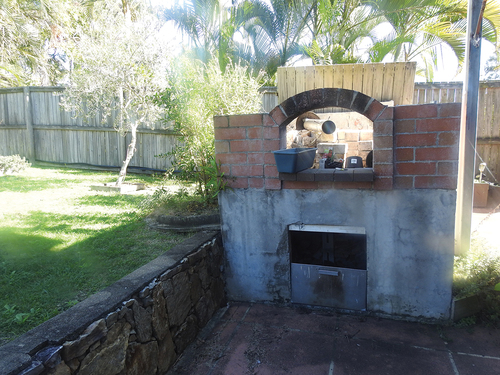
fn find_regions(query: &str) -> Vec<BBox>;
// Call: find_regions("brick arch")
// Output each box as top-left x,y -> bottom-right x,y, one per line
268,88 -> 387,127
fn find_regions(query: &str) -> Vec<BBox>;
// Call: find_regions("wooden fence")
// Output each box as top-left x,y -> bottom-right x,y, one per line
276,62 -> 417,106
0,86 -> 180,171
1,81 -> 499,181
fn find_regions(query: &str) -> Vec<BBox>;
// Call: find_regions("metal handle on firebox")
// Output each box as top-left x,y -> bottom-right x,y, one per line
318,269 -> 339,277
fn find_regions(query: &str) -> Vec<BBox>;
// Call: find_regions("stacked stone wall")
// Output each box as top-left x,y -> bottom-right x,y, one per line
1,231 -> 225,375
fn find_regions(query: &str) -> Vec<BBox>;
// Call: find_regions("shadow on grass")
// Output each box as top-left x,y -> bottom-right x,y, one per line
0,220 -> 191,343
75,194 -> 146,207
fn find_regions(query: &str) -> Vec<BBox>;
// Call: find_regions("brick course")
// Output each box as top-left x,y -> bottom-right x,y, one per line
214,91 -> 460,192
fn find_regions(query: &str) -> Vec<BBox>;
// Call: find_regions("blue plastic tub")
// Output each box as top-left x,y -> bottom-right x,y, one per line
273,148 -> 317,173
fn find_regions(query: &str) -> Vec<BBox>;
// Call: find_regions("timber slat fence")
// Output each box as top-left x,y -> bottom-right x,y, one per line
0,86 -> 179,171
1,81 -> 499,181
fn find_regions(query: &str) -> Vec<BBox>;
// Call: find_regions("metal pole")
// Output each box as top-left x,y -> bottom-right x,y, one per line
455,0 -> 484,255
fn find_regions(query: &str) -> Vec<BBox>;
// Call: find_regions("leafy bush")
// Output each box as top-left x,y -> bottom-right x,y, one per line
141,186 -> 217,216
155,57 -> 262,203
0,155 -> 31,175
454,237 -> 500,325
453,237 -> 500,298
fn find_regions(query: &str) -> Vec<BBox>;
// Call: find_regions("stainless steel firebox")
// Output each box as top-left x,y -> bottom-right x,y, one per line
289,224 -> 367,310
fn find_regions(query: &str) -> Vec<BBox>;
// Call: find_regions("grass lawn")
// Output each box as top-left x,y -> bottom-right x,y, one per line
0,165 -> 192,345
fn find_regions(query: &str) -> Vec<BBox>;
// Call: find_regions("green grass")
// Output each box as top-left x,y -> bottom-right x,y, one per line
0,165 -> 192,344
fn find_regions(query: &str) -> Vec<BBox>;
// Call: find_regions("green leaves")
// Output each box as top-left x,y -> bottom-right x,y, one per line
156,56 -> 261,202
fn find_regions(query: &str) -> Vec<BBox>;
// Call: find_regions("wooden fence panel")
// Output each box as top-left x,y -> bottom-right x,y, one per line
277,62 -> 416,106
0,87 -> 178,171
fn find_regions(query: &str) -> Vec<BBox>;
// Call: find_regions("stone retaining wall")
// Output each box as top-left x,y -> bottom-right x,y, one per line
0,231 -> 225,375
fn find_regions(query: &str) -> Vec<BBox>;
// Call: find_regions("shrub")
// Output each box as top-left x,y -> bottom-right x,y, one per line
155,57 -> 262,203
0,155 -> 31,175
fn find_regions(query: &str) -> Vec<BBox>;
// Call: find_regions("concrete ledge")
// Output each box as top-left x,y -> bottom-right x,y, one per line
279,168 -> 374,183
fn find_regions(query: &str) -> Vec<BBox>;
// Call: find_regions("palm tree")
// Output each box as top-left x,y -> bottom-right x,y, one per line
238,0 -> 317,80
367,0 -> 500,80
304,0 -> 382,65
0,0 -> 77,87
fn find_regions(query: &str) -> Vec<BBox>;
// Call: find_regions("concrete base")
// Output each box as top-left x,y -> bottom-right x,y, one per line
219,188 -> 456,320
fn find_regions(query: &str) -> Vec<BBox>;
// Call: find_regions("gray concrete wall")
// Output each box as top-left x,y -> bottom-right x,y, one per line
219,189 -> 455,320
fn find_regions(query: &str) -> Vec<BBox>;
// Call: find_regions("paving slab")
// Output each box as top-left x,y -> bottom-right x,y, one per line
168,302 -> 500,375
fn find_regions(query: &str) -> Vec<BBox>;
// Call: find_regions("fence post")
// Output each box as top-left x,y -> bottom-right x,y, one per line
23,86 -> 35,162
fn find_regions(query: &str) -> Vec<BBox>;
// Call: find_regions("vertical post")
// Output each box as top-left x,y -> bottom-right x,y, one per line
455,0 -> 483,255
23,86 -> 35,162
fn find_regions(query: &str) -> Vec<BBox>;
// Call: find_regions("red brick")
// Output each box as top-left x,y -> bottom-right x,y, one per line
396,133 -> 437,147
214,116 -> 228,128
373,135 -> 393,149
373,120 -> 393,135
264,126 -> 280,139
215,141 -> 229,154
415,147 -> 458,161
359,141 -> 373,151
215,128 -> 246,140
264,165 -> 278,178
270,106 -> 287,126
264,152 -> 276,164
346,142 -> 359,151
229,114 -> 262,127
364,100 -> 386,121
375,149 -> 394,164
414,176 -> 457,189
283,180 -> 319,189
394,104 -> 438,119
394,119 -> 416,134
220,165 -> 230,176
228,177 -> 248,189
360,131 -> 373,141
247,127 -> 262,139
216,153 -> 247,165
265,178 -> 281,190
345,132 -> 359,142
394,176 -> 414,189
374,164 -> 393,176
263,139 -> 280,152
396,162 -> 436,175
333,181 -> 373,189
230,140 -> 262,152
438,131 -> 459,146
416,118 -> 460,132
248,153 -> 264,164
373,177 -> 393,190
395,148 -> 414,162
232,165 -> 263,177
438,103 -> 462,117
376,106 -> 394,120
263,114 -> 277,126
249,178 -> 264,188
437,161 -> 458,176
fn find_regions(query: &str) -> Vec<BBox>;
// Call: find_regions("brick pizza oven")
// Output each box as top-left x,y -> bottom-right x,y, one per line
215,88 -> 460,320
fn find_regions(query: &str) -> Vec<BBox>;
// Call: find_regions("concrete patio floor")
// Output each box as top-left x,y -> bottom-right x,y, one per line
166,203 -> 500,375
168,302 -> 500,375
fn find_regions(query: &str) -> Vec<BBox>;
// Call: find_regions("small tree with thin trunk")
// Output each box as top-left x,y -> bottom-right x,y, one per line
60,1 -> 170,185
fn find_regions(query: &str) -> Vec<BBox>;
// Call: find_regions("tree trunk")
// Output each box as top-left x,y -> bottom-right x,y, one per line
116,124 -> 137,186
